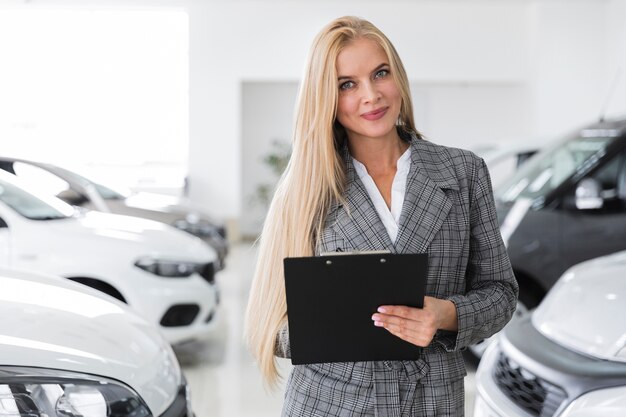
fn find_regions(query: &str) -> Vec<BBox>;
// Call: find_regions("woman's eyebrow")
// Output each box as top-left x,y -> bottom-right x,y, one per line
371,63 -> 389,73
337,63 -> 389,81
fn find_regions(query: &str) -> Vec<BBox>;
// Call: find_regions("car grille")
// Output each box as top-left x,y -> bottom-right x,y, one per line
494,352 -> 567,417
199,262 -> 215,284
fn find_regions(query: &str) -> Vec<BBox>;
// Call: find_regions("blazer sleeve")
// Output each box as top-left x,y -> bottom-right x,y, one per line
438,156 -> 519,352
274,322 -> 291,358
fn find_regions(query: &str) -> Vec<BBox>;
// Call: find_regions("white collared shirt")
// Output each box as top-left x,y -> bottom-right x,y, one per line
352,147 -> 411,243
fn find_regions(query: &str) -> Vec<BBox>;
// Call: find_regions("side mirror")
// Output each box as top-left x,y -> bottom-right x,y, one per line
56,188 -> 88,206
575,178 -> 603,210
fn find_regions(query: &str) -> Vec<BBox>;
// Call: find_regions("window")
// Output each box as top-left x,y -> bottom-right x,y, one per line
0,179 -> 73,221
13,162 -> 71,197
589,149 -> 626,209
496,135 -> 618,202
0,9 -> 189,193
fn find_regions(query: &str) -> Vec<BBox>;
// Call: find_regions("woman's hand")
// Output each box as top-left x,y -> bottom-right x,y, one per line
371,296 -> 458,347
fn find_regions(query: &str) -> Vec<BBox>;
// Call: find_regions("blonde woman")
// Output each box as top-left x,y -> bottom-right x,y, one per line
245,16 -> 518,416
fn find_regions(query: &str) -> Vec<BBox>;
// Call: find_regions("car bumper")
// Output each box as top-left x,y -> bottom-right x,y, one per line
119,270 -> 221,345
160,377 -> 193,417
474,315 -> 626,417
162,305 -> 223,346
474,342 -> 534,417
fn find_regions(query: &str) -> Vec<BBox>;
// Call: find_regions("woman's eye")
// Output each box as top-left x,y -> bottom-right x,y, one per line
339,81 -> 355,90
374,69 -> 389,79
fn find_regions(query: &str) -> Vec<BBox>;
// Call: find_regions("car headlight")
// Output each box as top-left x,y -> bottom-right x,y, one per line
0,367 -> 151,417
134,257 -> 204,278
173,217 -> 224,239
559,385 -> 626,417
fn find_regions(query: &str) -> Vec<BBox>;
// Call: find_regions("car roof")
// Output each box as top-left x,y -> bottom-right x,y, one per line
0,155 -> 59,172
580,117 -> 626,135
0,156 -> 94,189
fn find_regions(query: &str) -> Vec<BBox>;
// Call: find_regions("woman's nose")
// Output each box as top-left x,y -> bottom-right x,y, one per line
362,81 -> 381,103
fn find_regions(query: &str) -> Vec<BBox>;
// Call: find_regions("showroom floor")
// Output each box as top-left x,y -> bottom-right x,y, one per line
175,242 -> 476,417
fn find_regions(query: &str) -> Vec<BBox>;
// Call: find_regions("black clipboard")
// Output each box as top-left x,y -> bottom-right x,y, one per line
283,252 -> 427,365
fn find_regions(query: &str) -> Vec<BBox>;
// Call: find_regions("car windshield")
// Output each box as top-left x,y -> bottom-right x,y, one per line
51,166 -> 128,200
495,133 -> 619,203
93,182 -> 128,199
0,179 -> 74,220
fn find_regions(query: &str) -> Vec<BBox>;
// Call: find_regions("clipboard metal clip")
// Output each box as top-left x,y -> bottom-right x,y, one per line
320,249 -> 392,256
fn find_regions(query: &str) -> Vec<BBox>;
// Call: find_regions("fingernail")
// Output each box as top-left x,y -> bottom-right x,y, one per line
377,307 -> 387,313
374,321 -> 383,327
371,314 -> 380,321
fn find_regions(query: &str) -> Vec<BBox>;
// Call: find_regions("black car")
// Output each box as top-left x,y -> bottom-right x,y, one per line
496,117 -> 626,308
466,117 -> 626,363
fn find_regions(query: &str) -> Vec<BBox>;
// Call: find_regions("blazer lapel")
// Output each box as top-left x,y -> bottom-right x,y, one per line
329,145 -> 395,252
394,139 -> 459,254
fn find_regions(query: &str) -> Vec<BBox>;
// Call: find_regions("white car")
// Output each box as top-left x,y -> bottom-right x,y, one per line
471,143 -> 539,188
0,170 -> 220,345
474,250 -> 626,417
0,267 -> 191,417
0,156 -> 229,270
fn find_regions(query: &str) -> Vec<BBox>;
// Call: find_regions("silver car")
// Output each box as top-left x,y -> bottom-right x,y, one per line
0,156 -> 228,270
474,250 -> 626,417
0,267 -> 193,417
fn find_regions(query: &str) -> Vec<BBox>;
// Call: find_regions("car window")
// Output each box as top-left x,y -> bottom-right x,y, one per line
496,135 -> 618,203
592,152 -> 622,191
13,162 -> 71,196
0,180 -> 73,220
590,149 -> 626,206
620,152 -> 626,200
51,166 -> 128,200
92,182 -> 127,200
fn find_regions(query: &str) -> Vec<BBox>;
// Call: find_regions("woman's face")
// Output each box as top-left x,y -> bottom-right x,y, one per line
335,37 -> 402,143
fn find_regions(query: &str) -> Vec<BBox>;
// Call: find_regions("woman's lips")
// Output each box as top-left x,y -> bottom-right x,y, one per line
361,107 -> 388,121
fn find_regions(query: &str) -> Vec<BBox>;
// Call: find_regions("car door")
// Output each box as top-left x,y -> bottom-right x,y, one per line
559,148 -> 626,273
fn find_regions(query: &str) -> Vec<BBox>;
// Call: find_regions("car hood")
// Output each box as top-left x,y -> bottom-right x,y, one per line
46,211 -> 216,262
124,192 -> 181,210
122,193 -> 221,225
0,267 -> 181,415
532,250 -> 626,363
124,192 -> 198,216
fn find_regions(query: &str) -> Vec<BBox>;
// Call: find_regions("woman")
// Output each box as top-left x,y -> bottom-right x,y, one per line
245,16 -> 518,416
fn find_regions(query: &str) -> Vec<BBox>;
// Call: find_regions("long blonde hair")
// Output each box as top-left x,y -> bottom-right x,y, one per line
244,16 -> 418,387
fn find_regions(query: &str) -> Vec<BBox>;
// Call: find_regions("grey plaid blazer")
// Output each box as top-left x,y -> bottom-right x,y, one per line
278,135 -> 518,416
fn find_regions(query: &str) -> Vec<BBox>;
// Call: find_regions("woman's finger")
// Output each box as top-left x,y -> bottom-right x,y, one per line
372,314 -> 438,347
372,307 -> 437,326
381,322 -> 434,347
376,305 -> 420,320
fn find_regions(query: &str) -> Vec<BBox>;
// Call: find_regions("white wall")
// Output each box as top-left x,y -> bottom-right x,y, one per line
528,1 -> 609,139
240,82 -> 297,237
606,0 -> 626,120
239,79 -> 532,237
2,0 -> 626,238
186,0 -> 533,237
